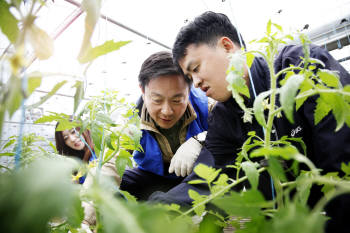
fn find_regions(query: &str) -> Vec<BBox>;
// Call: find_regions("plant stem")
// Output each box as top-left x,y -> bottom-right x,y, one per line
180,167 -> 267,217
296,89 -> 350,100
312,188 -> 350,214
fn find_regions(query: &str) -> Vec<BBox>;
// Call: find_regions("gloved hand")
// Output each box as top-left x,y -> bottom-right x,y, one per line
168,135 -> 204,177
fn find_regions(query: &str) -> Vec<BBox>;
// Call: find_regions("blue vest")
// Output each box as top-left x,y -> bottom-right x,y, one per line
133,87 -> 209,176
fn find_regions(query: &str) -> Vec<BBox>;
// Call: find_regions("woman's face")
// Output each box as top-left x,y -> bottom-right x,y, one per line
62,129 -> 85,151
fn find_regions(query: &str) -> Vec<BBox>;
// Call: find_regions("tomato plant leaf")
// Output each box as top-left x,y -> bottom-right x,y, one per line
295,172 -> 312,205
280,74 -> 304,123
28,24 -> 54,60
193,164 -> 221,184
0,0 -> 19,43
267,156 -> 287,182
212,190 -> 267,218
72,81 -> 84,114
241,161 -> 259,190
314,96 -> 331,125
78,0 -> 101,61
115,155 -> 132,177
5,75 -> 22,117
78,40 -> 131,64
27,73 -> 42,95
188,189 -> 206,216
27,80 -> 67,109
296,78 -> 313,110
317,69 -> 341,88
246,52 -> 255,68
320,92 -> 347,131
253,90 -> 271,128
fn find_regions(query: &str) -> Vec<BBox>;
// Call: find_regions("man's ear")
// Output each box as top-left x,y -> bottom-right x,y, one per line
140,84 -> 145,99
217,37 -> 237,53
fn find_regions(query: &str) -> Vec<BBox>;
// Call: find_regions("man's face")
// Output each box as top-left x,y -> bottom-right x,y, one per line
142,75 -> 189,129
179,41 -> 236,102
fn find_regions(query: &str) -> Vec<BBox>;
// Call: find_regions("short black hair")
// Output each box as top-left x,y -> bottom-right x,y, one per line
138,51 -> 192,90
172,11 -> 245,67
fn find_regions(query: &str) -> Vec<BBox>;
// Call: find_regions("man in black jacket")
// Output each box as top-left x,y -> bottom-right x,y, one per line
149,11 -> 350,233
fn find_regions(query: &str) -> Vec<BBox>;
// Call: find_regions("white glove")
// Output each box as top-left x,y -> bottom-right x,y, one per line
169,136 -> 203,177
80,223 -> 93,233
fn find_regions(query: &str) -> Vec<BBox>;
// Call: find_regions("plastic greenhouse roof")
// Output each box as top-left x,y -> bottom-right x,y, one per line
0,0 -> 350,146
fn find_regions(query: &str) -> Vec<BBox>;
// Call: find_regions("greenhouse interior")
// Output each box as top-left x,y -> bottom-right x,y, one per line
1,0 -> 350,233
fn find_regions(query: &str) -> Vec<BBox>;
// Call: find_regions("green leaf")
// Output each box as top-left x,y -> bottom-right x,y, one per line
0,158 -> 82,233
0,0 -> 19,43
118,190 -> 137,202
96,112 -> 115,125
119,149 -> 132,158
211,173 -> 230,195
343,85 -> 350,102
241,161 -> 259,189
91,123 -> 102,151
295,172 -> 312,205
280,74 -> 304,123
2,138 -> 16,150
257,37 -> 269,43
212,190 -> 267,218
317,69 -> 341,88
246,52 -> 255,68
320,92 -> 347,131
27,73 -> 42,95
267,156 -> 287,182
5,75 -> 22,117
266,202 -> 327,233
272,22 -> 283,32
193,164 -> 221,184
78,0 -> 101,61
299,33 -> 311,60
320,172 -> 339,199
104,133 -> 114,151
314,96 -> 331,125
28,24 -> 54,60
103,148 -> 114,162
0,105 -> 5,137
0,152 -> 14,156
250,145 -> 299,160
341,162 -> 350,176
78,40 -> 131,64
280,136 -> 307,156
253,90 -> 271,128
66,194 -> 84,228
266,19 -> 272,35
188,189 -> 206,216
296,78 -> 313,110
115,156 -> 132,177
56,120 -> 77,131
27,80 -> 67,109
34,112 -> 71,124
72,81 -> 84,114
188,179 -> 207,185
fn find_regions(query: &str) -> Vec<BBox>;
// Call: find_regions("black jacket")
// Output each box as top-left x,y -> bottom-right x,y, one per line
149,45 -> 350,222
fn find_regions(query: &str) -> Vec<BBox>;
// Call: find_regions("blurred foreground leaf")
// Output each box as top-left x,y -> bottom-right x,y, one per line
0,158 -> 83,233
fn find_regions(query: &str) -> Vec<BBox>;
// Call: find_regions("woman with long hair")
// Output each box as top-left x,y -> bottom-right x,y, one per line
55,125 -> 97,183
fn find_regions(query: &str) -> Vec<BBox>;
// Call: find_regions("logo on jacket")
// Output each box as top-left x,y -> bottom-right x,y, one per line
291,126 -> 302,137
